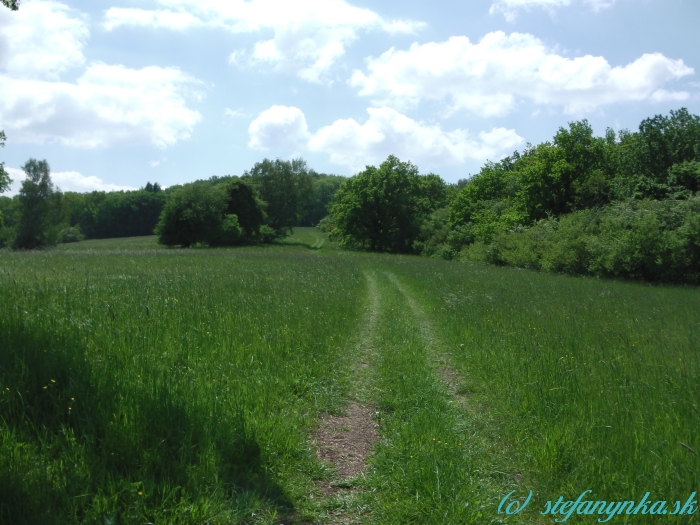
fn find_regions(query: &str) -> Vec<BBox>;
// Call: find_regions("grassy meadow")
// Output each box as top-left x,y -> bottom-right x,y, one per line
1,230 -> 698,524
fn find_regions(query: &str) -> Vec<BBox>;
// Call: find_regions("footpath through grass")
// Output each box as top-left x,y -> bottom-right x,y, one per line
1,230 -> 699,524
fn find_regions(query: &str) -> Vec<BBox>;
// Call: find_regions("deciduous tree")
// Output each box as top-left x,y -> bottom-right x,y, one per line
329,155 -> 440,253
244,158 -> 313,235
13,158 -> 56,249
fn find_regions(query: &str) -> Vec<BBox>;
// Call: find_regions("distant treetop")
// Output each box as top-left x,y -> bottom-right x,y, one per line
2,0 -> 19,11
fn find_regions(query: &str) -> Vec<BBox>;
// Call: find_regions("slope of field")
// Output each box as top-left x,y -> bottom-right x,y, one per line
1,230 -> 698,524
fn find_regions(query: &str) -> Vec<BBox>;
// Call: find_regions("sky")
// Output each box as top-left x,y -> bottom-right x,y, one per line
0,0 -> 698,194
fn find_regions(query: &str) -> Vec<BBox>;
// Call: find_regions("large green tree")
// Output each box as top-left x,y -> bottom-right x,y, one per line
155,183 -> 233,247
2,0 -> 19,10
244,158 -> 313,235
13,159 -> 56,249
329,155 -> 441,253
617,108 -> 700,199
155,179 -> 265,248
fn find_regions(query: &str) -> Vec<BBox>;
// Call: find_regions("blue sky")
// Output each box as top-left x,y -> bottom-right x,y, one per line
1,0 -> 698,194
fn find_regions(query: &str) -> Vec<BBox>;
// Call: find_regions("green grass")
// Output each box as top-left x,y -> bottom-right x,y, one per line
383,256 -> 700,522
0,236 -> 363,523
1,230 -> 698,524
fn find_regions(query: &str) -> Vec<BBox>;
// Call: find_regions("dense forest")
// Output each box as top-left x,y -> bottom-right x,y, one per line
1,108 -> 699,283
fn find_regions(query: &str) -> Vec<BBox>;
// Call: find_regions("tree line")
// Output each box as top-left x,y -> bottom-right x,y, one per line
0,154 -> 343,249
326,108 -> 700,284
2,107 -> 699,283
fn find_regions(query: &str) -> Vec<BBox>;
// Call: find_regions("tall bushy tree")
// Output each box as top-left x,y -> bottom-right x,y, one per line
155,179 -> 265,248
617,108 -> 700,199
329,155 -> 442,253
13,159 -> 56,249
155,183 -> 231,247
222,179 -> 266,242
244,158 -> 313,235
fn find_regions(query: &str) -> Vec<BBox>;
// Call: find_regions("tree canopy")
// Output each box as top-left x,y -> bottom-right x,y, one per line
13,159 -> 56,249
155,178 -> 265,247
328,155 -> 445,253
244,158 -> 313,235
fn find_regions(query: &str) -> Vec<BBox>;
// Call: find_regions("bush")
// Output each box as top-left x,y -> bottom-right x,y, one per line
215,214 -> 244,246
155,183 -> 228,247
464,197 -> 700,284
329,155 -> 442,253
316,215 -> 335,233
259,225 -> 278,244
59,226 -> 84,243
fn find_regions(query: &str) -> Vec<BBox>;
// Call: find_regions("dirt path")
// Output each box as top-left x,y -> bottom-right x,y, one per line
311,271 -> 381,524
384,272 -> 469,404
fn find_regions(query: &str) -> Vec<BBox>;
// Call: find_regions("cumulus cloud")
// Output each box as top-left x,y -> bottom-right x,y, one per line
0,0 -> 203,148
248,105 -> 524,173
349,32 -> 693,117
1,64 -> 203,148
248,105 -> 310,150
0,0 -> 88,79
308,107 -> 524,172
490,0 -> 616,21
4,167 -> 136,196
103,0 -> 426,83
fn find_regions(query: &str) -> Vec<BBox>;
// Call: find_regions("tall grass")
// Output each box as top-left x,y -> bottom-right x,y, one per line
2,232 -> 698,523
0,239 -> 363,524
361,271 -> 486,524
388,256 -> 700,521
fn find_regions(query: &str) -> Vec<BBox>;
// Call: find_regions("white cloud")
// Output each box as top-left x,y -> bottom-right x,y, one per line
248,105 -> 310,150
1,64 -> 203,148
224,107 -> 248,118
52,170 -> 137,192
103,0 -> 425,83
4,167 -> 137,196
349,32 -> 693,117
102,8 -> 204,31
0,1 -> 203,148
0,0 -> 88,79
248,105 -> 524,173
308,107 -> 524,172
490,0 -> 617,21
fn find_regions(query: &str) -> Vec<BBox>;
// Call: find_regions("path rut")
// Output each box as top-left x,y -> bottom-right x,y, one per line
311,271 -> 381,524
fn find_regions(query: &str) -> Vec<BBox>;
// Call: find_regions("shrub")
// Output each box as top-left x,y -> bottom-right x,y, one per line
468,197 -> 700,284
59,226 -> 84,243
259,225 -> 278,244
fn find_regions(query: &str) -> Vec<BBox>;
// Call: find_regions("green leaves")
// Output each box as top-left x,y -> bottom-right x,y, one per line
13,158 -> 57,249
245,158 -> 313,235
329,155 -> 445,253
155,179 -> 265,247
